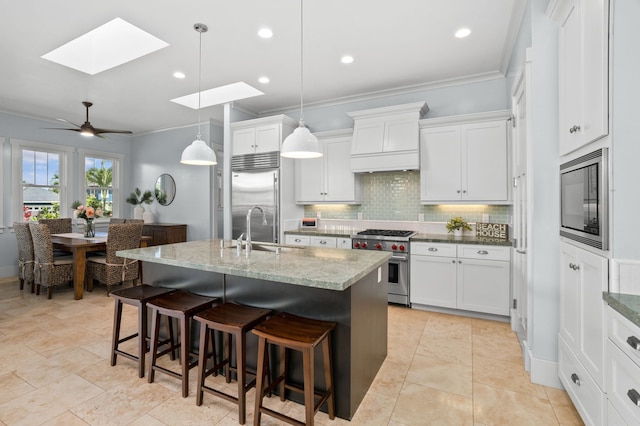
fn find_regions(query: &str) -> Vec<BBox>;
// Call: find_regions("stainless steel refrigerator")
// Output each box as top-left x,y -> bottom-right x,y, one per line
231,153 -> 279,243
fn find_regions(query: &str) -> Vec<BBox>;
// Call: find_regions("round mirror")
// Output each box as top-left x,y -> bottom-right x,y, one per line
155,174 -> 176,206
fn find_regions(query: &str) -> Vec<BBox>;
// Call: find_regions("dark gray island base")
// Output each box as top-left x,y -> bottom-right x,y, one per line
125,241 -> 390,420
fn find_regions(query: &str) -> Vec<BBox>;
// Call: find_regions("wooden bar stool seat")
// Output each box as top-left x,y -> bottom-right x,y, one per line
147,291 -> 218,397
252,312 -> 336,426
109,284 -> 177,378
194,302 -> 272,424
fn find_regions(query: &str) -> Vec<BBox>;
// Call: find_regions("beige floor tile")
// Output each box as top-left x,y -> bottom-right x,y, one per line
127,414 -> 167,426
472,333 -> 523,364
14,347 -> 103,388
369,358 -> 410,398
40,411 -> 90,425
471,317 -> 513,338
406,353 -> 473,398
0,372 -> 35,404
416,333 -> 473,366
545,386 -> 584,425
473,382 -> 559,426
347,390 -> 395,425
472,354 -> 548,399
391,382 -> 473,425
147,392 -> 234,425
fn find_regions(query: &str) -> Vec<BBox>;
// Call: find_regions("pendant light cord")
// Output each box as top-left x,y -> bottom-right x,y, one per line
197,26 -> 203,139
299,0 -> 304,124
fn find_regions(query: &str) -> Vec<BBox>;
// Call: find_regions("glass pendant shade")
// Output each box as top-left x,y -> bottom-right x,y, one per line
180,136 -> 217,165
281,122 -> 322,158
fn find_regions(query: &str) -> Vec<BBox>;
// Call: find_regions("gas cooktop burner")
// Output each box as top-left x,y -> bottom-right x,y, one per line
356,229 -> 415,238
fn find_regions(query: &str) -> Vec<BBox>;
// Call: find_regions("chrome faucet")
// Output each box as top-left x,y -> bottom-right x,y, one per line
246,206 -> 267,253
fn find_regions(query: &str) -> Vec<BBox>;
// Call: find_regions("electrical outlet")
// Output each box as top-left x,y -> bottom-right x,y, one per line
482,214 -> 489,222
357,212 -> 363,220
317,211 -> 321,219
418,213 -> 424,222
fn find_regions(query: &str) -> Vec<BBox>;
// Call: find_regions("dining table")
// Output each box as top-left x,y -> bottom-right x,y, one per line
51,232 -> 150,300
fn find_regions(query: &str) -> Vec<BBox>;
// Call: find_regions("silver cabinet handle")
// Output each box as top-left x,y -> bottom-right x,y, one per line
462,190 -> 467,194
458,260 -> 462,264
451,260 -> 456,264
457,190 -> 461,193
569,263 -> 580,271
627,336 -> 640,351
569,125 -> 581,134
428,247 -> 438,252
628,389 -> 640,406
571,373 -> 581,386
477,250 -> 489,255
295,238 -> 301,243
516,249 -> 527,254
320,240 -> 327,245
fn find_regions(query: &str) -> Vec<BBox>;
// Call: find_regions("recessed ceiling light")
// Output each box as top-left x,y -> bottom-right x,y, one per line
170,81 -> 264,109
258,76 -> 270,84
258,28 -> 273,39
41,17 -> 169,75
455,28 -> 471,38
173,71 -> 186,79
341,55 -> 354,64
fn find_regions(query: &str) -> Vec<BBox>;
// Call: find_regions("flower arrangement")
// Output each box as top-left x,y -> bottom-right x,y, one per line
75,204 -> 103,221
446,216 -> 472,233
126,188 -> 153,206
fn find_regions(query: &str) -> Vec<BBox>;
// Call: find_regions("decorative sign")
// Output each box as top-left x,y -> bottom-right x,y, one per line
475,222 -> 509,240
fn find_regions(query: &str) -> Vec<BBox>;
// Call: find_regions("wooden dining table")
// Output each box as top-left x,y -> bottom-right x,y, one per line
51,232 -> 150,300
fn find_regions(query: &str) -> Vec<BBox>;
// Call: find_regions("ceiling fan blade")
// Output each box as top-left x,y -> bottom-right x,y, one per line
94,128 -> 133,135
56,118 -> 81,128
43,127 -> 82,132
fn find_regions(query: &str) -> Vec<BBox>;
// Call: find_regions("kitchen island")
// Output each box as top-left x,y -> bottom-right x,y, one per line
117,239 -> 391,420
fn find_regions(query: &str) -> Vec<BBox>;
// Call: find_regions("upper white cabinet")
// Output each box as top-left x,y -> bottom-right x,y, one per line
419,111 -> 510,203
551,0 -> 609,155
231,115 -> 298,156
348,102 -> 429,172
296,129 -> 361,204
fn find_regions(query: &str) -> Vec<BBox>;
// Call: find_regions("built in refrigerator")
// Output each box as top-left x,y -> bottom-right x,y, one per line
231,152 -> 279,243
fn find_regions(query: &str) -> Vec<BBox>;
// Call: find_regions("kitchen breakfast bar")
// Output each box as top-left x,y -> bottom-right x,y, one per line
117,239 -> 391,420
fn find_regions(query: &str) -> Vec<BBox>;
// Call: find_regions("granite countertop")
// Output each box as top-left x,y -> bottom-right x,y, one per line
603,292 -> 640,328
117,239 -> 390,292
411,233 -> 514,247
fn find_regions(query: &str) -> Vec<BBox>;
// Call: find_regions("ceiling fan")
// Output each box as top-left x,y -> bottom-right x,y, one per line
47,101 -> 132,138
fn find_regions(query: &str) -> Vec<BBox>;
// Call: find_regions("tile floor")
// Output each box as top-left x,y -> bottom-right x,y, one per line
0,277 -> 583,425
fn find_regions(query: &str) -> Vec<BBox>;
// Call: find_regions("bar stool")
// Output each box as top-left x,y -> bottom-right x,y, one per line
252,312 -> 336,426
147,291 -> 218,397
194,302 -> 272,424
109,284 -> 177,378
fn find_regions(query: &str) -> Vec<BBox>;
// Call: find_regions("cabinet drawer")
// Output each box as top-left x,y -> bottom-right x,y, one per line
337,238 -> 352,249
411,242 -> 456,258
310,236 -> 337,248
285,235 -> 310,246
608,341 -> 640,425
607,400 -> 628,426
608,307 -> 640,367
558,335 -> 604,425
458,245 -> 510,261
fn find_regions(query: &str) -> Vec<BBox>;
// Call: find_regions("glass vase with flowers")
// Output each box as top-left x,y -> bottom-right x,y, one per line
75,204 -> 103,237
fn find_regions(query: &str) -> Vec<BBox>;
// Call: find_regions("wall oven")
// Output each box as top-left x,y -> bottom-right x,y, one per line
560,148 -> 608,250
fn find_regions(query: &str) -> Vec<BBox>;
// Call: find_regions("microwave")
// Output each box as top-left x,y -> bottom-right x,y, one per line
560,148 -> 608,250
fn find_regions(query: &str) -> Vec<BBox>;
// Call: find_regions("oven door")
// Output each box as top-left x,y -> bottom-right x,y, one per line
388,254 -> 409,306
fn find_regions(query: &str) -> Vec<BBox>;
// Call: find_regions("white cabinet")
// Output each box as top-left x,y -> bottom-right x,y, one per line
231,115 -> 297,156
296,129 -> 360,204
309,236 -> 337,248
607,307 -> 640,425
558,241 -> 608,425
284,234 -> 351,250
419,111 -> 510,203
410,242 -> 510,315
285,234 -> 310,246
337,238 -> 352,249
551,0 -> 609,155
348,102 -> 429,173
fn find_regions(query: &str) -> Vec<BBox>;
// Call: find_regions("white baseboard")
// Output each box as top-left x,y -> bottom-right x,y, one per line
529,348 -> 563,388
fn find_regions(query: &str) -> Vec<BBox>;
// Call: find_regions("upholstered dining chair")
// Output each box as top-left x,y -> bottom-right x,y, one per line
29,222 -> 73,299
85,223 -> 144,294
38,218 -> 72,234
125,219 -> 144,224
109,218 -> 126,224
13,222 -> 35,291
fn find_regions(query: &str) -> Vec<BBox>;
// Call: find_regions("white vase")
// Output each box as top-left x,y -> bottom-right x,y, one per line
142,206 -> 155,224
134,205 -> 144,220
453,228 -> 463,237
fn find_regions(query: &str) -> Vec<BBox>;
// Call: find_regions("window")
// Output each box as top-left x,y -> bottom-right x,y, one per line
78,149 -> 123,219
11,139 -> 73,223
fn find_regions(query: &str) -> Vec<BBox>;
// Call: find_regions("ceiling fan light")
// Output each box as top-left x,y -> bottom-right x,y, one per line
80,129 -> 94,137
180,138 -> 217,165
281,123 -> 322,158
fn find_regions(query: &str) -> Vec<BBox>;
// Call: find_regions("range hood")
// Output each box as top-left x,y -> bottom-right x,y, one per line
348,101 -> 428,173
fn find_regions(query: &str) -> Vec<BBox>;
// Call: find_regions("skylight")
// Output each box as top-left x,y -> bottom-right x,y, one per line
41,18 -> 169,75
170,82 -> 264,109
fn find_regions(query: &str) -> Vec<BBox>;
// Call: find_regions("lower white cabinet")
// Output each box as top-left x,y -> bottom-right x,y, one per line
284,234 -> 351,250
285,235 -> 310,246
410,242 -> 510,315
607,306 -> 640,425
310,236 -> 337,248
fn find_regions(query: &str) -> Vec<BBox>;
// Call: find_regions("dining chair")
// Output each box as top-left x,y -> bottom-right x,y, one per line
109,218 -> 126,224
29,222 -> 73,299
38,218 -> 72,234
13,222 -> 35,292
125,219 -> 144,224
85,223 -> 144,294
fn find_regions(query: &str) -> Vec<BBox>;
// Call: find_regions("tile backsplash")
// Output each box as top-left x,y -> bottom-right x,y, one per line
303,171 -> 511,224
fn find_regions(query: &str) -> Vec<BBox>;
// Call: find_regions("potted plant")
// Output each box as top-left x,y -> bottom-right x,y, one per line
126,188 -> 153,220
446,216 -> 472,237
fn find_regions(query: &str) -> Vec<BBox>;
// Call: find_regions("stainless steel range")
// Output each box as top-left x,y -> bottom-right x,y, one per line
352,229 -> 416,306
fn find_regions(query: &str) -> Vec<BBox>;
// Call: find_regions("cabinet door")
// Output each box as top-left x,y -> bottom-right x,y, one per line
285,235 -> 310,246
559,243 -> 580,349
337,238 -> 352,249
457,258 -> 510,315
233,128 -> 257,156
558,0 -> 582,155
420,127 -> 462,201
324,139 -> 355,202
351,121 -> 385,155
410,255 -> 457,308
255,124 -> 281,153
309,236 -> 337,248
295,155 -> 324,203
384,118 -> 419,152
462,121 -> 508,201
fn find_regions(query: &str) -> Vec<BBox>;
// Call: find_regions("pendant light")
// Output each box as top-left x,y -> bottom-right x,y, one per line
281,0 -> 322,159
181,23 -> 217,166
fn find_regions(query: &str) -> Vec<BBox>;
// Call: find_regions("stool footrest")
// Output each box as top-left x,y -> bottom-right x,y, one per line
283,382 -> 332,414
258,406 -> 306,426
